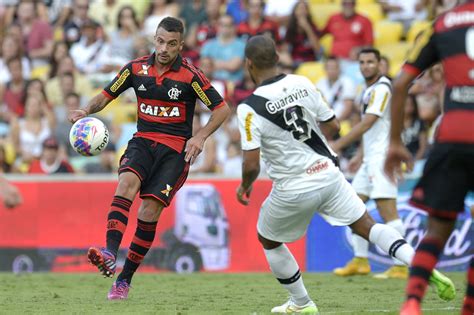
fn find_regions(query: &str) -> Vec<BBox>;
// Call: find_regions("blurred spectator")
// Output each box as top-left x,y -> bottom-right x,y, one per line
198,57 -> 228,105
226,0 -> 248,25
44,0 -> 72,27
201,14 -> 246,83
63,0 -> 100,46
316,56 -> 356,121
23,78 -> 50,108
69,20 -> 110,74
10,93 -> 55,163
232,68 -> 256,106
380,0 -> 427,32
180,0 -> 206,31
264,0 -> 298,31
0,143 -> 12,173
142,0 -> 180,40
283,0 -> 321,65
188,0 -> 222,49
0,57 -> 27,121
54,92 -> 80,156
410,63 -> 445,106
0,34 -> 31,85
105,6 -> 140,70
319,0 -> 373,59
401,94 -> 427,161
237,0 -> 280,42
3,0 -> 49,25
14,0 -> 53,68
83,142 -> 117,173
48,40 -> 69,79
220,140 -> 242,177
189,114 -> 217,174
29,136 -> 74,174
379,55 -> 392,80
45,56 -> 93,107
89,0 -> 123,36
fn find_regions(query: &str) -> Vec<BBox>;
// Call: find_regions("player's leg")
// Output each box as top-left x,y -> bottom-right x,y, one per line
108,198 -> 164,300
373,198 -> 408,279
462,255 -> 474,315
401,216 -> 456,314
334,163 -> 371,276
87,172 -> 141,277
258,189 -> 319,314
259,235 -> 317,314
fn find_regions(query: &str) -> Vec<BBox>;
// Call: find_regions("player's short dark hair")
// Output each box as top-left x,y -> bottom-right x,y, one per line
245,35 -> 278,69
157,16 -> 184,35
358,47 -> 381,61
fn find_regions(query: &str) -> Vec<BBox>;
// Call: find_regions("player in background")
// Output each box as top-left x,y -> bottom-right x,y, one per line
68,17 -> 230,299
384,1 -> 474,314
330,48 -> 408,279
0,176 -> 22,209
236,35 -> 454,314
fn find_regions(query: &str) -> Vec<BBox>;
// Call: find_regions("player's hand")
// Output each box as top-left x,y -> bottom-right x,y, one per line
3,183 -> 22,209
236,184 -> 252,206
184,135 -> 205,165
384,141 -> 413,183
68,109 -> 88,124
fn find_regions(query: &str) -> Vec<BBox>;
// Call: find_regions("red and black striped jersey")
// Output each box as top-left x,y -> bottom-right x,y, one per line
102,53 -> 225,152
403,1 -> 474,144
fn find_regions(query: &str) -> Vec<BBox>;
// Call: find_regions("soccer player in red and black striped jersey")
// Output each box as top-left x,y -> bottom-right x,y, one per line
384,1 -> 474,314
68,17 -> 230,300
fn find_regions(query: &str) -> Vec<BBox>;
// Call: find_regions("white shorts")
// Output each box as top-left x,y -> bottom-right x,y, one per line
257,172 -> 366,243
352,159 -> 398,199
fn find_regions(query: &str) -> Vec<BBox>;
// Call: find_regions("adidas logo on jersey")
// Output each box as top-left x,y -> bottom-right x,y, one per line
138,84 -> 147,91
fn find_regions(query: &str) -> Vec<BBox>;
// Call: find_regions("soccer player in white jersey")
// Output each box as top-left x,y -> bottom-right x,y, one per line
331,48 -> 407,279
236,36 -> 454,314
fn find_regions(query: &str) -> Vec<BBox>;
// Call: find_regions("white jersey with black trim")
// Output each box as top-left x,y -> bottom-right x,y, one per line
237,73 -> 340,192
360,75 -> 392,162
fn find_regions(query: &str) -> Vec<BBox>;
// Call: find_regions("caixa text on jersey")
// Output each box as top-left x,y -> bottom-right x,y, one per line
140,103 -> 181,117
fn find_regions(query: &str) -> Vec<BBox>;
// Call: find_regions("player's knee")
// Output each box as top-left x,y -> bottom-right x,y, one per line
138,198 -> 165,222
350,211 -> 375,240
257,233 -> 281,250
116,173 -> 141,198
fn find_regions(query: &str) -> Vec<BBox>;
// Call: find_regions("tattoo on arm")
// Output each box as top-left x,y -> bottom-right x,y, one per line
86,94 -> 110,115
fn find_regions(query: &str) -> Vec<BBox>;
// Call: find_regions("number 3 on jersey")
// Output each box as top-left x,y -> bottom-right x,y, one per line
283,106 -> 311,142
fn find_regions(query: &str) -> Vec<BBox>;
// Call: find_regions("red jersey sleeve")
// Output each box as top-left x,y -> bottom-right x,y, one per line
103,62 -> 133,99
191,70 -> 225,111
403,24 -> 439,77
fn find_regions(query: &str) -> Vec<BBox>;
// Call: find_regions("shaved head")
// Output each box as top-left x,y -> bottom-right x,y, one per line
245,35 -> 278,70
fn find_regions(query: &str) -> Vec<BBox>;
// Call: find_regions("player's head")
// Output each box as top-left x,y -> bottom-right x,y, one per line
325,56 -> 341,81
358,47 -> 381,82
244,35 -> 279,83
154,16 -> 184,66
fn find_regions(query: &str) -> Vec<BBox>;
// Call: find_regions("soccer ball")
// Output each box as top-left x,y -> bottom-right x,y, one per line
69,117 -> 109,156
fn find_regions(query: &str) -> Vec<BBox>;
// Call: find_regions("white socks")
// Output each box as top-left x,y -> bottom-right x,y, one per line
387,219 -> 406,265
352,233 -> 369,258
368,223 -> 414,265
264,244 -> 311,306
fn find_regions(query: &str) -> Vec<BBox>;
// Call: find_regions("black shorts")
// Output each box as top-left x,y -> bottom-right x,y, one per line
410,143 -> 474,220
119,137 -> 189,206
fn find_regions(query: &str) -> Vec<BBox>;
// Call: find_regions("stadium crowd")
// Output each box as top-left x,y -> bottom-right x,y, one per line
0,0 -> 454,175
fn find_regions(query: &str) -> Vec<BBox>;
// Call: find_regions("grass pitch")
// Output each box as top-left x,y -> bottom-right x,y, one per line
0,272 -> 465,314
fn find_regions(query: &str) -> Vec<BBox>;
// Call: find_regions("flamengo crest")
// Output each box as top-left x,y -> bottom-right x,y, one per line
168,87 -> 182,100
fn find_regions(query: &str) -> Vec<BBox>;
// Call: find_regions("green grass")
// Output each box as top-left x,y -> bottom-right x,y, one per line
0,272 -> 466,314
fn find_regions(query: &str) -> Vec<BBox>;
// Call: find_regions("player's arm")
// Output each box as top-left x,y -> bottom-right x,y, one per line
385,25 -> 438,181
319,115 -> 340,139
332,114 -> 378,152
186,72 -> 231,164
68,62 -> 133,123
236,105 -> 262,206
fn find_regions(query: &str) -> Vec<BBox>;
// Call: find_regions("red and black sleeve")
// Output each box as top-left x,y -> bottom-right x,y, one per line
102,62 -> 133,99
190,70 -> 225,111
403,24 -> 440,77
